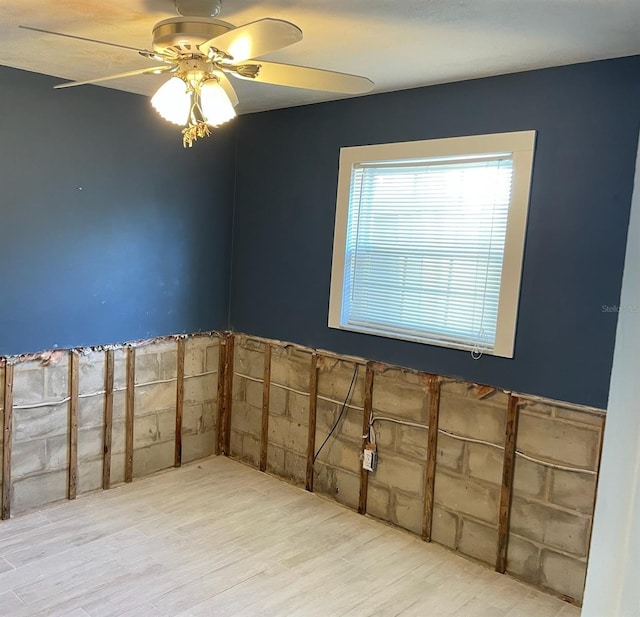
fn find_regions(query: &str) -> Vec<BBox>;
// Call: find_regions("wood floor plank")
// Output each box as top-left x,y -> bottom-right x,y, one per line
0,456 -> 577,617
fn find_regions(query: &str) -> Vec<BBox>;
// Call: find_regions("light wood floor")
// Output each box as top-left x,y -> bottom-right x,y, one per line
0,457 -> 580,617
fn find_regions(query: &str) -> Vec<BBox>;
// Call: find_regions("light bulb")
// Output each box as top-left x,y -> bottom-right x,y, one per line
151,77 -> 191,126
200,79 -> 237,127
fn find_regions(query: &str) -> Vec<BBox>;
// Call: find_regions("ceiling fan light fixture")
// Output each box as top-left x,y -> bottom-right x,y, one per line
200,78 -> 236,127
151,76 -> 190,125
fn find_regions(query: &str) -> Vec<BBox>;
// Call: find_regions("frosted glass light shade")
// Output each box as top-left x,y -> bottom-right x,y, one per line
151,77 -> 191,125
200,80 -> 237,127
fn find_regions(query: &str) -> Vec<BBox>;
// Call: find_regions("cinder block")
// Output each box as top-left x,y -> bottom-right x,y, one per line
111,419 -> 126,455
440,380 -> 473,398
232,401 -> 261,438
458,518 -> 498,565
517,412 -> 600,470
335,407 -> 365,444
184,374 -> 216,405
334,468 -> 360,509
112,391 -> 126,422
78,394 -> 104,430
506,534 -> 541,583
434,471 -> 499,525
229,429 -> 243,458
11,439 -> 46,478
373,373 -> 427,423
367,480 -> 391,520
205,342 -> 220,373
554,406 -> 605,428
160,349 -> 177,380
78,352 -> 106,395
266,443 -> 285,476
234,335 -> 265,352
245,380 -> 264,410
315,399 -> 338,431
509,496 -> 591,556
513,456 -> 548,500
431,505 -> 458,549
182,430 -> 215,463
373,453 -> 425,498
44,358 -> 69,399
12,364 -> 45,405
183,403 -> 205,434
44,434 -> 68,472
157,409 -> 176,442
270,347 -> 311,391
112,349 -> 127,390
132,440 -> 175,478
439,394 -> 506,446
232,376 -> 246,403
78,426 -> 103,462
540,549 -> 587,601
283,450 -> 306,485
288,392 -> 310,424
269,384 -> 288,416
372,421 -> 395,449
467,442 -> 503,486
135,352 -> 160,385
314,437 -> 360,473
109,451 -> 126,486
549,469 -> 598,514
133,414 -> 158,448
202,401 -> 215,430
12,469 -> 67,513
234,345 -> 265,380
184,341 -> 205,375
392,492 -> 423,535
135,382 -> 176,414
313,462 -> 336,498
14,405 -> 68,442
317,360 -> 364,408
268,415 -> 307,455
78,458 -> 103,494
395,425 -> 428,459
242,434 -> 260,468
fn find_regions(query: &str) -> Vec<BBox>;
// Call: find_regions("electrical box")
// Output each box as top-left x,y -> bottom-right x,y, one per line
362,446 -> 378,472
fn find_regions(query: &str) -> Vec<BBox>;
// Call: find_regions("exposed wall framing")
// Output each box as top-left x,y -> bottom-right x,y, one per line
0,332 -> 221,518
227,333 -> 605,605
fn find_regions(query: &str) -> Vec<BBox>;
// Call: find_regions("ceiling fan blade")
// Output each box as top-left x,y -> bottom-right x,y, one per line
200,18 -> 302,62
54,65 -> 173,89
19,25 -> 153,55
213,71 -> 239,107
230,61 -> 374,94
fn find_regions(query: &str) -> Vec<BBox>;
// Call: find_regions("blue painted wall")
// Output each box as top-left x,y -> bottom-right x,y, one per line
230,57 -> 640,408
0,66 -> 236,355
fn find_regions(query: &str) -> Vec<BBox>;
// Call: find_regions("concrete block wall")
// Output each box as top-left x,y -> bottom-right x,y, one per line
226,333 -> 605,605
267,344 -> 312,485
0,333 -> 220,517
314,357 -> 365,509
507,399 -> 603,601
230,336 -> 265,467
432,382 -> 508,564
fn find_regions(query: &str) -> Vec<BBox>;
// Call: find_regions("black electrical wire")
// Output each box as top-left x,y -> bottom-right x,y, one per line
313,363 -> 359,465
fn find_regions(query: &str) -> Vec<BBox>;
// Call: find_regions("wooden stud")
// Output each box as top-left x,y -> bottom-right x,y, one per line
358,363 -> 374,515
174,338 -> 185,468
102,349 -> 114,490
125,347 -> 135,484
422,374 -> 441,541
222,334 -> 235,455
67,351 -> 79,500
1,364 -> 14,520
496,394 -> 519,573
305,353 -> 319,491
259,344 -> 272,473
215,335 -> 227,456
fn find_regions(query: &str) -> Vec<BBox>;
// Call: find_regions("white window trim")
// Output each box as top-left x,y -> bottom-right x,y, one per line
328,130 -> 536,358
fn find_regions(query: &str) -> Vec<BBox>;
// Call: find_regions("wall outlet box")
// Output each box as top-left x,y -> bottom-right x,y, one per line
363,448 -> 377,472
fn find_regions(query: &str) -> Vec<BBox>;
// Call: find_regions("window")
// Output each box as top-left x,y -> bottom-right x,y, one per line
328,131 -> 536,358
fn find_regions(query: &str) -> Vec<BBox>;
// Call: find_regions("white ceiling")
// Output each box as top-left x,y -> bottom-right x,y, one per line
1,0 -> 640,114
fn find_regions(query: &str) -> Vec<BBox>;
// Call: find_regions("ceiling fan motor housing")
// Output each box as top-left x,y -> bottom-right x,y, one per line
152,17 -> 233,55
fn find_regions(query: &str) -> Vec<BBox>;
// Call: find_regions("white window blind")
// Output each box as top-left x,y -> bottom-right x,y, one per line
341,155 -> 514,352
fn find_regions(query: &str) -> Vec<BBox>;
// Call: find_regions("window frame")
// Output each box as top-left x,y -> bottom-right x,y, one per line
328,130 -> 537,358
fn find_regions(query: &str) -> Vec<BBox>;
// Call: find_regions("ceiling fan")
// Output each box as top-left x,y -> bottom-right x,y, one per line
20,0 -> 374,147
